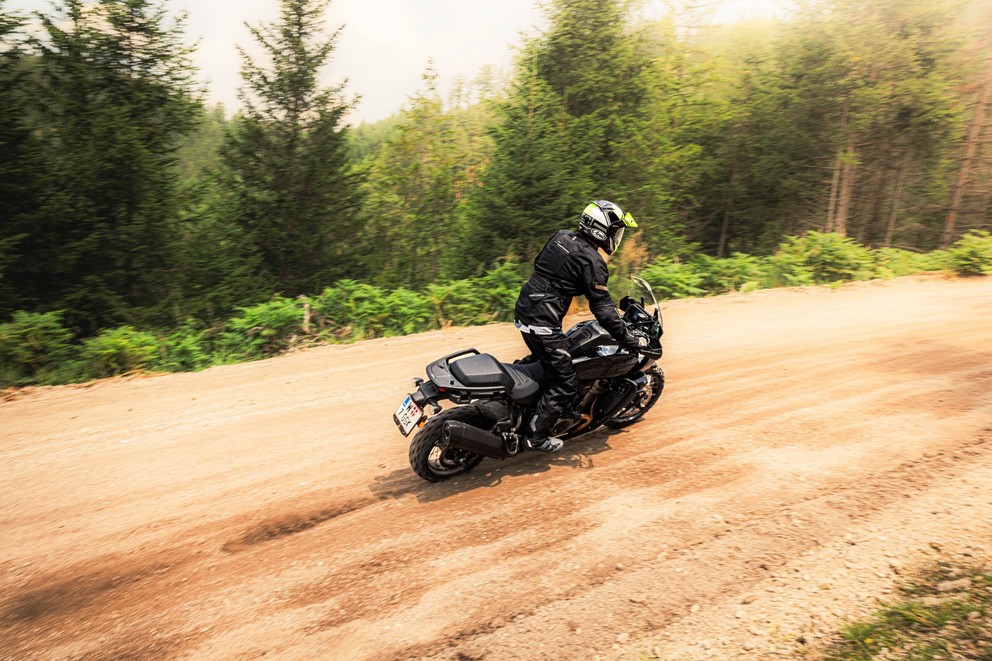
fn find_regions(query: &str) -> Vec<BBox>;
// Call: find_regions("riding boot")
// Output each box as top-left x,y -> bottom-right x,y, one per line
524,410 -> 565,452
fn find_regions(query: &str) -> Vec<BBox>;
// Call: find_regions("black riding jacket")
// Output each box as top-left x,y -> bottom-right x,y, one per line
514,230 -> 632,346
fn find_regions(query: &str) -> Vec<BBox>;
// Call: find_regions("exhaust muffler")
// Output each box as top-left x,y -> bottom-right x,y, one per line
442,420 -> 509,459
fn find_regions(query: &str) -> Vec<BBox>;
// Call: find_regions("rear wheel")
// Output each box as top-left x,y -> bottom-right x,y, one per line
409,406 -> 488,482
604,365 -> 664,429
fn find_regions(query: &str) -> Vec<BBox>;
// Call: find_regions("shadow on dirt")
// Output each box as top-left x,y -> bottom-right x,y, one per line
1,562 -> 162,626
222,496 -> 379,552
368,426 -> 620,504
218,428 -> 628,553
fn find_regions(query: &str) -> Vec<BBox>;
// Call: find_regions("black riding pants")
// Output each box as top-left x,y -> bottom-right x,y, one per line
521,331 -> 578,437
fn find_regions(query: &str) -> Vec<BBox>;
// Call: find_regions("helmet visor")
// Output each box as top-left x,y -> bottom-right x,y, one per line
610,225 -> 625,253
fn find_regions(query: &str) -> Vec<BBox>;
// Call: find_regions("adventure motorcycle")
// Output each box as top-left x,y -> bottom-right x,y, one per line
393,277 -> 665,482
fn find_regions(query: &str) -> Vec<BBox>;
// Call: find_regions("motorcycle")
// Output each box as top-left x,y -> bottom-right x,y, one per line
392,277 -> 665,482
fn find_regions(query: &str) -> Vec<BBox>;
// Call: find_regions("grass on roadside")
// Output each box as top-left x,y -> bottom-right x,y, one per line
823,559 -> 992,660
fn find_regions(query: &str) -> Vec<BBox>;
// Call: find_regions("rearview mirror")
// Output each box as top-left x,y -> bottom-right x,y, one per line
619,296 -> 634,311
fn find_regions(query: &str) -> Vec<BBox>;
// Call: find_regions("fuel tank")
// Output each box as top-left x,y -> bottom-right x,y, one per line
566,320 -> 638,380
565,320 -> 614,355
573,350 -> 639,380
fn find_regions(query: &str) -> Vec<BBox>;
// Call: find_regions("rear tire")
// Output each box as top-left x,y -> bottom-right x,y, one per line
409,406 -> 488,482
604,365 -> 664,429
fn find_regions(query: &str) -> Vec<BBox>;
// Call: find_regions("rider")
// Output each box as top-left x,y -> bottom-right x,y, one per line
514,199 -> 647,452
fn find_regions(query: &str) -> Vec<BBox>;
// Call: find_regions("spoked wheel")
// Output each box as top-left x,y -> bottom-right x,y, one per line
605,365 -> 665,429
408,406 -> 487,482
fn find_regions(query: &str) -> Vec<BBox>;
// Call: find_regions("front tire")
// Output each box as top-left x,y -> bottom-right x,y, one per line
604,365 -> 664,429
408,406 -> 488,482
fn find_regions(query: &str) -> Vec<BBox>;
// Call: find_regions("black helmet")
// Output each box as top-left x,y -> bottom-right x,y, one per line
578,200 -> 638,255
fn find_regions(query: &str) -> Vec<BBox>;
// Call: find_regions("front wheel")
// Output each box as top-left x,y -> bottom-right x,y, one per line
408,406 -> 488,482
604,365 -> 664,429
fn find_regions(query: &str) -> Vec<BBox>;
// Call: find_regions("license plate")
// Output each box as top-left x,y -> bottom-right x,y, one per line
393,394 -> 424,437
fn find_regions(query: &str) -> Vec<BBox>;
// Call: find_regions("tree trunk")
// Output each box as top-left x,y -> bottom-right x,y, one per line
942,56 -> 992,248
827,98 -> 851,232
717,167 -> 737,258
884,147 -> 912,247
826,149 -> 842,231
835,146 -> 856,237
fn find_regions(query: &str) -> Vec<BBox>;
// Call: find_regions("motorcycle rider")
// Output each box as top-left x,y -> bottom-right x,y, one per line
514,199 -> 647,452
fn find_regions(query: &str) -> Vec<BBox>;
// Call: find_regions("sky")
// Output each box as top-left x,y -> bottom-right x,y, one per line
5,0 -> 784,125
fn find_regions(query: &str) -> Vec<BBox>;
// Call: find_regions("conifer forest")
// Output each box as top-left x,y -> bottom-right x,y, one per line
1,0 -> 991,385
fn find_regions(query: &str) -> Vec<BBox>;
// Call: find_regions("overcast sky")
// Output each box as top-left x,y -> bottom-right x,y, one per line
5,0 -> 782,125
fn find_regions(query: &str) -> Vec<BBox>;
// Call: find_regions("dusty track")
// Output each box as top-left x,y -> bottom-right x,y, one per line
1,275 -> 991,660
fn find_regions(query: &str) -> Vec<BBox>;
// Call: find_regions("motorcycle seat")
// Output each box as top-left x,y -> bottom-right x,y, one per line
446,353 -> 545,404
449,354 -> 514,389
503,361 -> 545,403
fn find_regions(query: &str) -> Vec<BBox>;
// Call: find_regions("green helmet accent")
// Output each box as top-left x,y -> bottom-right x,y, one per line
578,199 -> 635,254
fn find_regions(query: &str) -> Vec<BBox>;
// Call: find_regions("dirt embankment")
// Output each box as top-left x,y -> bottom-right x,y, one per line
1,275 -> 991,660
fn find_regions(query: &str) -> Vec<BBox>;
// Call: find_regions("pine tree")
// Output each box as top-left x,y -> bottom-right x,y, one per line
356,64 -> 499,287
11,0 -> 200,332
534,0 -> 650,192
455,0 -> 654,274
221,0 -> 361,295
0,5 -> 36,316
460,64 -> 590,272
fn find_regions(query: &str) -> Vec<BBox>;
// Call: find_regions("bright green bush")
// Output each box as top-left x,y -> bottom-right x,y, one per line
639,258 -> 707,299
381,288 -> 435,335
871,247 -> 936,279
314,280 -> 392,339
425,279 -> 486,326
220,297 -> 304,358
948,230 -> 992,276
762,250 -> 815,287
153,322 -> 213,372
80,326 -> 159,378
920,249 -> 953,271
0,310 -> 77,386
473,261 -> 525,321
772,231 -> 874,285
692,253 -> 768,294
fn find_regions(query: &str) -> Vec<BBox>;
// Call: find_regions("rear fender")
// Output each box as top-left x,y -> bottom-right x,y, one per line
411,378 -> 444,412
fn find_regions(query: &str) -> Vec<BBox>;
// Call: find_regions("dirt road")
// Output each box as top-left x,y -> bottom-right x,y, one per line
2,275 -> 991,660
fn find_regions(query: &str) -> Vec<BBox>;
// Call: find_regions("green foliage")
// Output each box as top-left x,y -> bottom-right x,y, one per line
220,297 -> 305,359
639,259 -> 708,299
639,232 -> 955,300
220,0 -> 363,295
14,0 -> 203,333
692,253 -> 768,294
764,250 -> 818,288
152,322 -> 213,372
80,326 -> 158,378
176,104 -> 228,183
534,0 -> 650,192
171,176 -> 273,322
770,232 -> 874,285
356,65 -> 497,289
381,288 -> 436,336
947,230 -> 992,276
824,560 -> 992,660
1,228 -> 986,389
473,262 -> 526,321
463,74 -> 588,271
314,280 -> 391,339
872,248 -> 938,279
0,310 -> 75,385
0,8 -> 40,319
